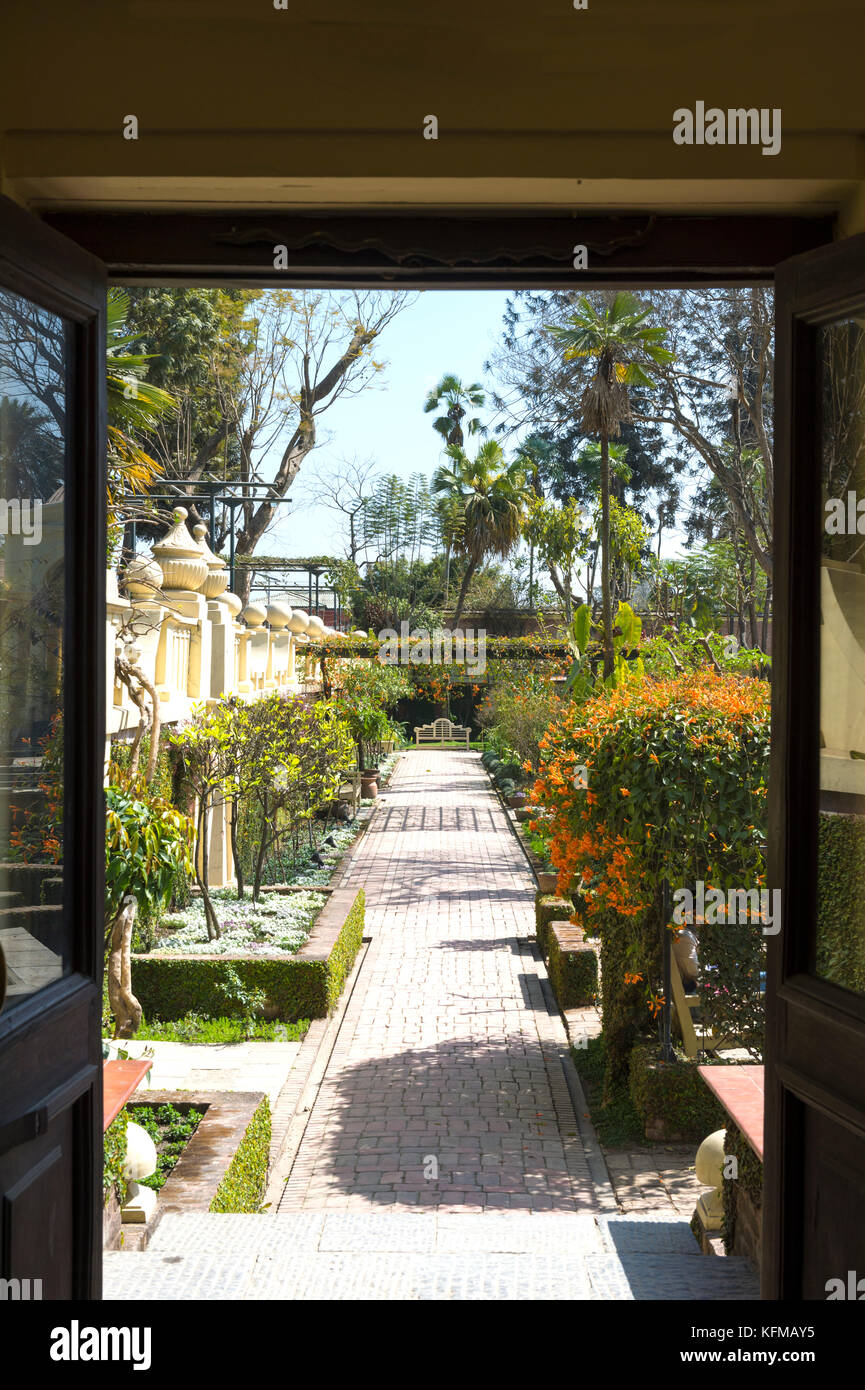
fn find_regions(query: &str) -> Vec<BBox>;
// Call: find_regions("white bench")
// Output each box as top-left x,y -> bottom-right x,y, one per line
414,717 -> 471,748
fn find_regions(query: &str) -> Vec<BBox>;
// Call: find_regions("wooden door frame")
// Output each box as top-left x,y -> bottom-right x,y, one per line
0,195 -> 106,1299
23,200 -> 850,1299
42,210 -> 833,288
766,231 -> 865,1299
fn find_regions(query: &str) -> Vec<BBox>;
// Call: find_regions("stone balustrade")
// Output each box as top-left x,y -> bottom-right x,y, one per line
106,508 -> 342,887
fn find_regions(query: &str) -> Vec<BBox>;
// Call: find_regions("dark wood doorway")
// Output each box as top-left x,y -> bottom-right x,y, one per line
3,198 -> 862,1300
766,231 -> 865,1299
0,196 -> 106,1300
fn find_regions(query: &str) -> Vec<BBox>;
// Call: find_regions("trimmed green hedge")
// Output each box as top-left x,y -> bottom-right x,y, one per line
535,892 -> 574,959
722,1116 -> 763,1256
547,931 -> 598,1009
628,1043 -> 725,1142
103,1107 -> 128,1207
323,889 -> 365,1012
817,812 -> 865,994
132,889 -> 365,1023
210,1096 -> 272,1213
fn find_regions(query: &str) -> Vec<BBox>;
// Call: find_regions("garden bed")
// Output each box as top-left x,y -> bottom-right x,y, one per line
132,887 -> 365,1023
117,1088 -> 271,1249
127,1099 -> 205,1191
157,885 -> 328,958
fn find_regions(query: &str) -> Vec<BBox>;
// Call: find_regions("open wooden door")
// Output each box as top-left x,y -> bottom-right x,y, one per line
0,196 -> 106,1299
767,231 -> 865,1299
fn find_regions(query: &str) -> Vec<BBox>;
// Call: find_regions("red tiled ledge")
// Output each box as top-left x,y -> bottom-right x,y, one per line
698,1064 -> 764,1161
103,1059 -> 152,1132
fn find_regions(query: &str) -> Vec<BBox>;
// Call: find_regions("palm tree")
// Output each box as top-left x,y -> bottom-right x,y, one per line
433,439 -> 531,628
425,374 -> 487,604
547,293 -> 673,677
106,288 -> 177,537
423,373 -> 486,449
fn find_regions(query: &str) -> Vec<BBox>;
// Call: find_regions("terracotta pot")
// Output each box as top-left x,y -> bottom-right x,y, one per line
538,871 -> 558,894
360,775 -> 378,799
508,792 -> 527,808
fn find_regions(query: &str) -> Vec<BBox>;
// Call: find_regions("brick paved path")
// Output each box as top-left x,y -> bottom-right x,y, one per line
104,752 -> 759,1299
277,749 -> 594,1214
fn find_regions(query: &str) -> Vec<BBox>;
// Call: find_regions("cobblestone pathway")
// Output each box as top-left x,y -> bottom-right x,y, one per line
105,752 -> 758,1300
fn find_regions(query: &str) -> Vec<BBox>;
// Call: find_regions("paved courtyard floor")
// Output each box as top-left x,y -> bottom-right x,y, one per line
105,751 -> 757,1300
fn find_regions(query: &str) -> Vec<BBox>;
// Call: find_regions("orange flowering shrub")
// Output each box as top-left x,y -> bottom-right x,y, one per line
533,669 -> 771,1083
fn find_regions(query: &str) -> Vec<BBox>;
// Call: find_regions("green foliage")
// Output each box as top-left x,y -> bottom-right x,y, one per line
570,1034 -> 645,1148
628,1044 -> 725,1142
210,1097 -> 271,1214
132,889 -> 364,1022
547,932 -> 598,1010
476,667 -> 564,775
330,662 -> 412,767
564,599 -> 644,696
534,892 -> 575,959
128,1102 -> 205,1191
433,438 -> 533,624
131,1013 -> 309,1044
536,670 -> 771,1088
105,761 -> 194,929
722,1117 -> 763,1256
816,812 -> 865,994
103,1108 -> 129,1207
641,623 -> 769,680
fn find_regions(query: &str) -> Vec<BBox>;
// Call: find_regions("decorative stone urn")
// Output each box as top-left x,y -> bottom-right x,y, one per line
192,523 -> 229,600
242,602 -> 267,628
223,592 -> 243,620
266,601 -> 293,629
122,553 -> 164,600
287,609 -> 310,635
151,507 -> 208,594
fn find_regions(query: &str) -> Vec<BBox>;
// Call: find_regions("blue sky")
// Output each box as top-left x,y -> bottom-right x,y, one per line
267,290 -> 514,557
261,287 -> 692,569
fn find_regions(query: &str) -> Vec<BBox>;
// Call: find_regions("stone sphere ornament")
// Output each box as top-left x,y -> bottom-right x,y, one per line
266,601 -> 293,629
123,1121 -> 158,1182
242,602 -> 267,628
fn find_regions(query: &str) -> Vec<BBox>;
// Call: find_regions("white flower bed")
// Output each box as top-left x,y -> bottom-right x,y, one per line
156,751 -> 402,957
158,886 -> 326,957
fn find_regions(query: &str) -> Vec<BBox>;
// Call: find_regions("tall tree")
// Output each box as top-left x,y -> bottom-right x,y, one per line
639,287 -> 774,582
424,373 -> 488,603
546,293 -> 673,676
423,373 -> 486,448
433,439 -> 531,628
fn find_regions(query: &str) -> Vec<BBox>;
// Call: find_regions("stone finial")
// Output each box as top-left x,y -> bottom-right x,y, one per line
151,506 -> 208,594
192,523 -> 229,600
122,553 -> 163,600
223,592 -> 243,619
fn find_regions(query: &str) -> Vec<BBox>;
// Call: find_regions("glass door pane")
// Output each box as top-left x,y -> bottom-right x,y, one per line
0,291 -> 68,1011
818,313 -> 865,995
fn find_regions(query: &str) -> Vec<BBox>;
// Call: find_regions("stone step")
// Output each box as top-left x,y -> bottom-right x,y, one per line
103,1210 -> 759,1300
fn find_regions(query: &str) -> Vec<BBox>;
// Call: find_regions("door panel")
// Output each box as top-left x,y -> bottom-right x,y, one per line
767,230 -> 865,1299
0,196 -> 105,1300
